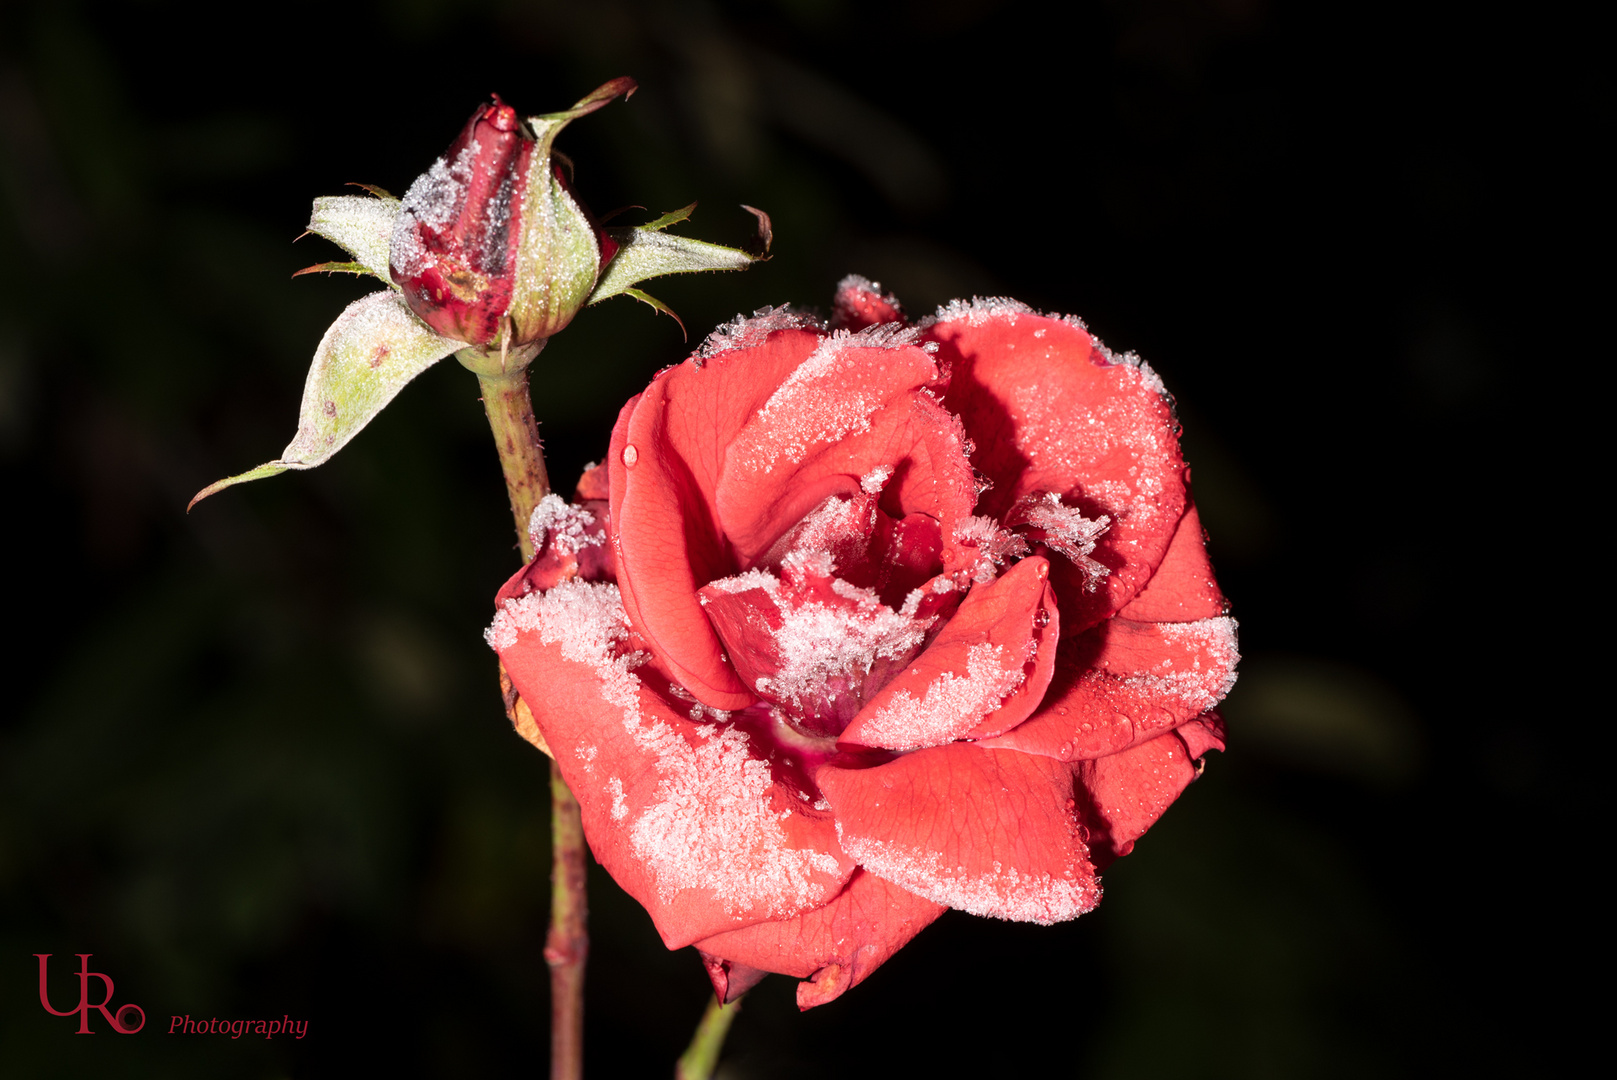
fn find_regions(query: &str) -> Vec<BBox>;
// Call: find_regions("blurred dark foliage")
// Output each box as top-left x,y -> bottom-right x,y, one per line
0,0 -> 1596,1076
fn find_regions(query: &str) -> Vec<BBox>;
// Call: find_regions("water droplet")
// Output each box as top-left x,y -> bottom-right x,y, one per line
1034,608 -> 1051,628
621,444 -> 639,467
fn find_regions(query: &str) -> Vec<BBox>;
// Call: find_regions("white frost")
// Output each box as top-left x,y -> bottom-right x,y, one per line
485,580 -> 842,918
855,642 -> 1028,751
840,829 -> 1099,925
527,493 -> 604,555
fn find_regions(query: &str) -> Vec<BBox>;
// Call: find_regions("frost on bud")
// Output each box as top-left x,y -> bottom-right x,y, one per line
191,79 -> 769,508
390,81 -> 634,348
389,98 -> 531,345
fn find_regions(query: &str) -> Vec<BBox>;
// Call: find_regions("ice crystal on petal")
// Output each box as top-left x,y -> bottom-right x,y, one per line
1129,616 -> 1241,712
763,570 -> 928,712
392,141 -> 479,278
527,493 -> 604,554
630,723 -> 843,914
1009,493 -> 1112,590
952,515 -> 1030,582
838,830 -> 1099,925
855,642 -> 1030,751
744,324 -> 929,473
920,296 -> 1036,329
860,464 -> 894,494
487,581 -> 841,917
697,305 -> 823,359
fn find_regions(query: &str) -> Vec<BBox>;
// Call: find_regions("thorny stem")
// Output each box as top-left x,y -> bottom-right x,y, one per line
674,995 -> 744,1080
475,359 -> 587,1080
546,760 -> 589,1080
477,365 -> 552,555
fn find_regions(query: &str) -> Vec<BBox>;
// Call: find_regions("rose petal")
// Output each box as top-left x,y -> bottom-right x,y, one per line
716,330 -> 967,566
489,580 -> 855,947
1177,711 -> 1227,759
700,557 -> 933,736
1076,726 -> 1202,865
696,950 -> 772,1005
975,614 -> 1239,762
611,318 -> 958,709
818,744 -> 1100,924
839,557 -> 1058,751
1115,501 -> 1227,622
926,304 -> 1186,632
609,323 -> 816,708
831,273 -> 906,331
694,869 -> 946,1010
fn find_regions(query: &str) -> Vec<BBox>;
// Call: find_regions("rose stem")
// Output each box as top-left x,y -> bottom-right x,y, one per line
476,360 -> 587,1080
674,995 -> 744,1080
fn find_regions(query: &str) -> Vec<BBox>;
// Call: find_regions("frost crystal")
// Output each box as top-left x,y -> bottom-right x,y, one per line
1009,493 -> 1112,590
696,305 -> 823,359
952,515 -> 1030,582
1127,616 -> 1241,712
486,580 -> 841,918
838,829 -> 1098,925
856,642 -> 1029,751
527,493 -> 604,554
860,464 -> 894,494
744,323 -> 929,473
392,139 -> 482,278
709,563 -> 931,714
629,723 -> 843,914
921,296 -> 1036,329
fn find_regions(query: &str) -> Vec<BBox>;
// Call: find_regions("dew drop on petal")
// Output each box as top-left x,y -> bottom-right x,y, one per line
622,444 -> 639,467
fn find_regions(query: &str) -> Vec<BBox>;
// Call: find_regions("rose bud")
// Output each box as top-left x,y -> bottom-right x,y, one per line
391,85 -> 630,348
489,276 -> 1238,1009
190,79 -> 767,508
387,98 -> 529,346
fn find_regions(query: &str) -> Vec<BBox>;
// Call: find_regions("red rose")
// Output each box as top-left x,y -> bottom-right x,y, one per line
489,276 -> 1237,1009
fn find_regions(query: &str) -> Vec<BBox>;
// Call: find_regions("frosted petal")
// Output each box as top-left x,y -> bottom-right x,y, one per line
695,868 -> 946,1009
927,307 -> 1186,632
490,580 -> 855,947
819,744 -> 1100,925
840,557 -> 1057,751
977,614 -> 1240,762
1115,501 -> 1227,621
831,273 -> 905,331
609,325 -> 826,708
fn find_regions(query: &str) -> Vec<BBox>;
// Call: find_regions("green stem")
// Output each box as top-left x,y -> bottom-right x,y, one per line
472,351 -> 588,1080
674,995 -> 744,1080
476,364 -> 552,559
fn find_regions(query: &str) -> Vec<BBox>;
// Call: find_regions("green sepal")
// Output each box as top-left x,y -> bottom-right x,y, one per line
188,462 -> 291,511
622,288 -> 687,339
306,193 -> 400,285
589,223 -> 761,305
292,261 -> 371,278
189,290 -> 457,509
640,202 -> 697,232
503,78 -> 639,342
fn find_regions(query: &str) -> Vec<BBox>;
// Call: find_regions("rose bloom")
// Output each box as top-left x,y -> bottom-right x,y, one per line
488,276 -> 1237,1009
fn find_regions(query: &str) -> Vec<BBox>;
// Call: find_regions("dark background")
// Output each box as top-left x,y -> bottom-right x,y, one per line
0,0 -> 1594,1076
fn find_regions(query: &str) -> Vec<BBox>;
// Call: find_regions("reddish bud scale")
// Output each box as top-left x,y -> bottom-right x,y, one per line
390,98 -> 532,346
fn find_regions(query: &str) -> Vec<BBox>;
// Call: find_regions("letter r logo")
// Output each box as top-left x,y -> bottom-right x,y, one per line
35,954 -> 144,1034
